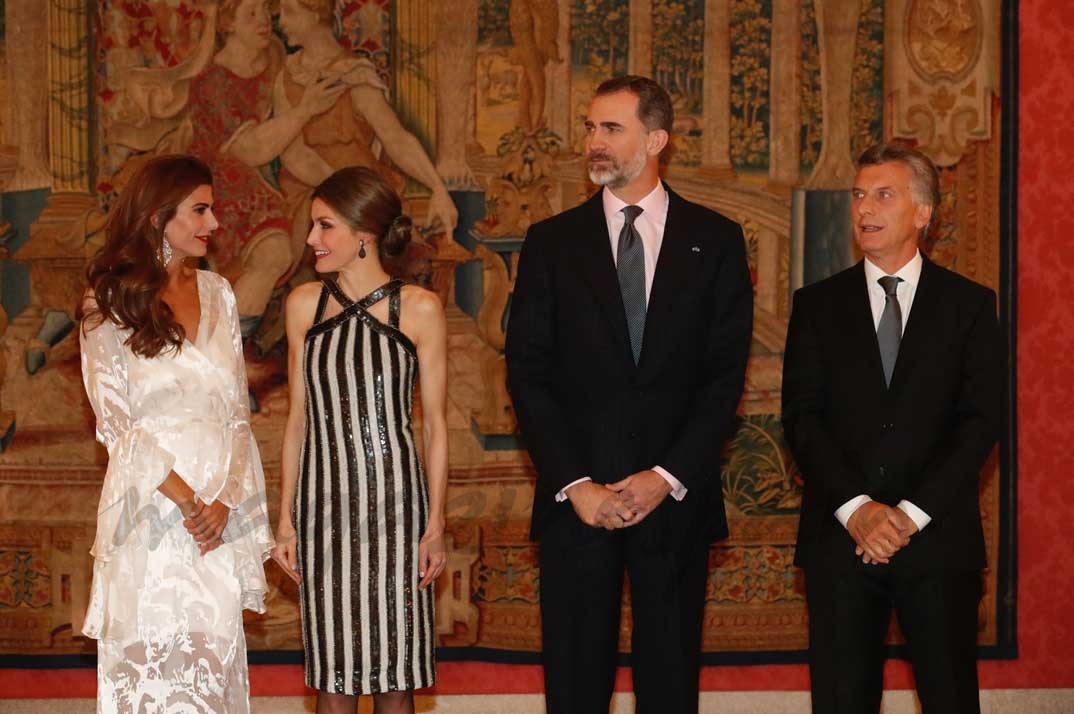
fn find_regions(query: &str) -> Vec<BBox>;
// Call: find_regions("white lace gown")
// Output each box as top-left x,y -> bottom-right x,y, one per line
80,271 -> 274,714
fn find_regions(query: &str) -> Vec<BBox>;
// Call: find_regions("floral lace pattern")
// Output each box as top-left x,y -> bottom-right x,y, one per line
80,271 -> 273,713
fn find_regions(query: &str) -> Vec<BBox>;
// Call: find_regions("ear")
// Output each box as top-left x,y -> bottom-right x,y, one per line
647,129 -> 670,157
914,202 -> 934,231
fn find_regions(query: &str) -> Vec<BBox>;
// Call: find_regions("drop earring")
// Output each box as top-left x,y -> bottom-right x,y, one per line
358,239 -> 367,259
161,232 -> 173,265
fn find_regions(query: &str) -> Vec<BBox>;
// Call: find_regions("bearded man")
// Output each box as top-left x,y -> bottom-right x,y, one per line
505,75 -> 753,714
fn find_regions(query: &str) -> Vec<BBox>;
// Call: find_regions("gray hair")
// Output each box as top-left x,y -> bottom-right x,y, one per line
856,142 -> 941,209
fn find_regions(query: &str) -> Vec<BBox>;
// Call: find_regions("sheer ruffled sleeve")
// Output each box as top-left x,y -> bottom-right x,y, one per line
80,316 -> 177,562
216,277 -> 274,613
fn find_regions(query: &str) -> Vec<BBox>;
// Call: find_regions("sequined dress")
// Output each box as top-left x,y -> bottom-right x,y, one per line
296,279 -> 435,695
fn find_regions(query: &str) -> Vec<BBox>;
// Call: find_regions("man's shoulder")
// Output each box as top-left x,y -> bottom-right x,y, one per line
522,195 -> 600,255
924,259 -> 997,303
529,196 -> 596,234
793,262 -> 862,304
671,191 -> 739,229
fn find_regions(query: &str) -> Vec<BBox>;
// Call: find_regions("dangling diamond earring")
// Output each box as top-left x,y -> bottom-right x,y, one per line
358,239 -> 367,260
161,232 -> 173,265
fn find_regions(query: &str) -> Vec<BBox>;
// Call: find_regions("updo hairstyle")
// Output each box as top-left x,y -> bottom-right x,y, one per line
312,166 -> 413,262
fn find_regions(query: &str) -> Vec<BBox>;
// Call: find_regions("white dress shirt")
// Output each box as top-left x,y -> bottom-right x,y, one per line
556,183 -> 687,503
834,252 -> 932,532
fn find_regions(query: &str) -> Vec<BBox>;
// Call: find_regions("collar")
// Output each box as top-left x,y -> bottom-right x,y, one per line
864,250 -> 923,289
601,182 -> 668,226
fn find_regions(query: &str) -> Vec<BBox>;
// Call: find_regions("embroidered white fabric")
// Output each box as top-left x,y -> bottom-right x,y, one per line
80,270 -> 273,713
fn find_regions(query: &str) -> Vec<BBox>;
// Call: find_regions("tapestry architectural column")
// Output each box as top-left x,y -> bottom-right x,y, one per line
806,0 -> 859,189
755,227 -> 780,315
394,0 -> 437,156
435,0 -> 478,188
545,0 -> 572,148
768,0 -> 802,189
19,0 -> 99,383
629,0 -> 653,78
48,0 -> 93,194
4,0 -> 52,190
700,0 -> 733,179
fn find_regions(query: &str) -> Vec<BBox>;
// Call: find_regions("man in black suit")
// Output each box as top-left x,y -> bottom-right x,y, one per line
782,143 -> 1003,713
505,76 -> 753,714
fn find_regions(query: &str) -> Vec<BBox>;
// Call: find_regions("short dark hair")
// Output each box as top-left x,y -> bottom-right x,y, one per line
594,75 -> 674,135
856,142 -> 940,209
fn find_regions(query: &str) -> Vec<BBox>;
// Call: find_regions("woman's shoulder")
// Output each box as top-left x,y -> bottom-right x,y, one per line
198,270 -> 241,313
198,269 -> 233,295
399,284 -> 444,320
286,280 -> 324,313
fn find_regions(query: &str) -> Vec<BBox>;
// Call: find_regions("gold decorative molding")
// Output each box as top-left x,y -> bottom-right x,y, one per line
887,0 -> 999,167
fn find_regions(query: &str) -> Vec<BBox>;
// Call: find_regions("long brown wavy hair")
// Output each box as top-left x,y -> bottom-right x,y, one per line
79,154 -> 213,358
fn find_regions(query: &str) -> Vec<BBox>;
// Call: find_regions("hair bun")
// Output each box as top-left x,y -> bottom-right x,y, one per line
382,213 -> 413,257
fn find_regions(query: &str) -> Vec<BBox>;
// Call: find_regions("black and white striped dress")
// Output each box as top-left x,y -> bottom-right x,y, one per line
296,278 -> 435,695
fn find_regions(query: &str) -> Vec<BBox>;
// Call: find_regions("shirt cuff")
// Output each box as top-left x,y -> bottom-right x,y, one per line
555,476 -> 592,502
835,494 -> 873,528
897,500 -> 932,532
652,466 -> 687,501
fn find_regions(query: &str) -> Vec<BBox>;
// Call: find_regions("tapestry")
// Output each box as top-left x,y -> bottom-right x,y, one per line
0,0 -> 1014,664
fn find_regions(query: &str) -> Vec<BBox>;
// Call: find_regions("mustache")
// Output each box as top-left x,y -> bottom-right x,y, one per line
587,151 -> 614,163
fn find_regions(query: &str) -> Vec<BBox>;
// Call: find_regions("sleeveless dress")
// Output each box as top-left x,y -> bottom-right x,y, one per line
295,279 -> 436,695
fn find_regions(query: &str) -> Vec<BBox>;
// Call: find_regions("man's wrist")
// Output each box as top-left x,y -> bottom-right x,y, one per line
557,477 -> 592,503
836,494 -> 872,529
651,466 -> 686,500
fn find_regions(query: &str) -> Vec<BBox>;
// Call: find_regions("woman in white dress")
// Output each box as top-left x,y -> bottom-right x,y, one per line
78,154 -> 274,713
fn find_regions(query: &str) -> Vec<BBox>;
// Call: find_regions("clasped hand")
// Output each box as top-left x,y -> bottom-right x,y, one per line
182,498 -> 230,556
566,470 -> 672,531
847,501 -> 919,565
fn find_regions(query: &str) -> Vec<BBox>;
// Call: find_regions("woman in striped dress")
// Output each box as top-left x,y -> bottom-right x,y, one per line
272,166 -> 448,714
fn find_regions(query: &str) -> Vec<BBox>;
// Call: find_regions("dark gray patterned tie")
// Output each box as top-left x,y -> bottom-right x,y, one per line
876,275 -> 904,386
617,205 -> 646,364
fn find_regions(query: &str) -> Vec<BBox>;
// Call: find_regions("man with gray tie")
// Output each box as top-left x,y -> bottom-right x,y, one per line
506,76 -> 753,713
782,143 -> 1004,713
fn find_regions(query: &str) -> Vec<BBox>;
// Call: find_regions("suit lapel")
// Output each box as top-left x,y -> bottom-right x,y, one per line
576,190 -> 635,364
638,186 -> 690,372
842,261 -> 890,392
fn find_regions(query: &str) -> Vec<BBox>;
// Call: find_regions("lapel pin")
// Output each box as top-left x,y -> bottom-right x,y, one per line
691,246 -> 701,253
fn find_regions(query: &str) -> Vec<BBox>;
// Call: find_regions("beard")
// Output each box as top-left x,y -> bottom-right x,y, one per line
587,141 -> 649,189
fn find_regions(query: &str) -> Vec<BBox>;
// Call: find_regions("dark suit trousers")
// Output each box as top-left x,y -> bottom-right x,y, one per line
805,566 -> 983,714
539,512 -> 710,714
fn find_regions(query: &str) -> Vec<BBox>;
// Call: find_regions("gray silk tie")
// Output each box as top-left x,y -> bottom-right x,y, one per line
876,275 -> 904,386
617,205 -> 646,364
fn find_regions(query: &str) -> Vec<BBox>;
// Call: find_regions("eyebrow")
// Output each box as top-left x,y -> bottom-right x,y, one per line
584,120 -> 624,130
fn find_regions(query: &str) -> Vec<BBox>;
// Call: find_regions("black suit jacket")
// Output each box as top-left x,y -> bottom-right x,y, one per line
782,256 -> 1003,574
505,186 -> 753,547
